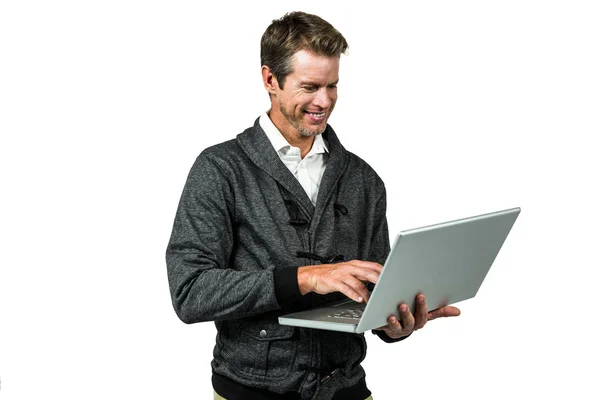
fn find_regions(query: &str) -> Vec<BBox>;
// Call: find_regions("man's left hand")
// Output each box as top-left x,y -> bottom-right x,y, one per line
374,294 -> 461,339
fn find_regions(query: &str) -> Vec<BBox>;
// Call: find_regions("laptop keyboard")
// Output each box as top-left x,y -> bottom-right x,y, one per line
328,308 -> 364,320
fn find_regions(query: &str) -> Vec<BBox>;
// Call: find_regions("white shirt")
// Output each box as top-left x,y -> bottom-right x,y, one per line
259,112 -> 329,205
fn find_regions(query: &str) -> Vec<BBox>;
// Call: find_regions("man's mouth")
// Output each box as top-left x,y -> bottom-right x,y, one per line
305,111 -> 327,121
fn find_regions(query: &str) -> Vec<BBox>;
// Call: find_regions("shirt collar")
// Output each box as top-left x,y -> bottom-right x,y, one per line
259,111 -> 329,156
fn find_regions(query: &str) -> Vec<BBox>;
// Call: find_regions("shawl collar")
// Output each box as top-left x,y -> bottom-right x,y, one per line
236,118 -> 348,222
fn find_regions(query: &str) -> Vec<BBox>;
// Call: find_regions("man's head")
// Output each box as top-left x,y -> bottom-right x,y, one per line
261,12 -> 348,140
261,12 -> 348,89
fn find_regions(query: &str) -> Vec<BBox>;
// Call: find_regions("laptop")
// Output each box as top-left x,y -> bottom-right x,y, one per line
278,207 -> 521,333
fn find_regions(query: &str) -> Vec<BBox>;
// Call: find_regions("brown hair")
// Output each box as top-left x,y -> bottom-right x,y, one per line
261,11 -> 349,88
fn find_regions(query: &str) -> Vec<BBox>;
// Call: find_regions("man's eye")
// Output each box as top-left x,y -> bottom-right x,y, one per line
328,85 -> 337,89
303,86 -> 317,92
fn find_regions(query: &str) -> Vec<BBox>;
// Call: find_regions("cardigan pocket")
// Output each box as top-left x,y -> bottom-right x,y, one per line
222,320 -> 298,379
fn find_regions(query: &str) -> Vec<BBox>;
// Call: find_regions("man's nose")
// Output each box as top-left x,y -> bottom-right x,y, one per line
313,88 -> 333,108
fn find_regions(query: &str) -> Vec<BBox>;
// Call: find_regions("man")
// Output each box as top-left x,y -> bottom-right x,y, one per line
166,11 -> 460,400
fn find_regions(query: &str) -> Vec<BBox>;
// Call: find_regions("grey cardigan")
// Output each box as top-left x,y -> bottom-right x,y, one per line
166,119 -> 394,400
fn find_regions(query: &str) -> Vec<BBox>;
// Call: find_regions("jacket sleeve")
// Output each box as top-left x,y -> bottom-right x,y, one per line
166,152 -> 289,324
368,185 -> 411,343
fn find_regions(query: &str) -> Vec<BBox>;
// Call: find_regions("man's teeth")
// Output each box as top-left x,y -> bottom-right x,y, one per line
307,112 -> 325,117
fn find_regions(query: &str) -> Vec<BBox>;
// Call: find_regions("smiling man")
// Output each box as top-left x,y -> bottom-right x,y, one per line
166,11 -> 459,400
263,48 -> 339,156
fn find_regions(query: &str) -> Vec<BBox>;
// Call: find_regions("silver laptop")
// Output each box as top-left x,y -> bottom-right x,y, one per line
278,207 -> 521,333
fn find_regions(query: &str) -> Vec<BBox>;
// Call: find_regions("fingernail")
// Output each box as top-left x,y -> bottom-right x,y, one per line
401,305 -> 408,312
357,297 -> 363,302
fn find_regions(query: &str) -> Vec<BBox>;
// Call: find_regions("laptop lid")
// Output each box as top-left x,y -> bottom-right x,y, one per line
355,207 -> 520,333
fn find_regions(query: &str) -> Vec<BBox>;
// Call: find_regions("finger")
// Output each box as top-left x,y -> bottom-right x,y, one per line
332,279 -> 368,303
428,306 -> 461,321
318,265 -> 374,302
349,265 -> 380,285
332,262 -> 381,286
341,278 -> 371,303
387,315 -> 403,331
413,294 -> 428,330
344,260 -> 384,274
398,303 -> 415,330
372,315 -> 403,333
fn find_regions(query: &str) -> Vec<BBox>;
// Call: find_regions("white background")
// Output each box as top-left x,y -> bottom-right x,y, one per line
1,1 -> 599,399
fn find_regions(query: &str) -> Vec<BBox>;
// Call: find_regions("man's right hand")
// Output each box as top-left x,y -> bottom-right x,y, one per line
297,261 -> 383,303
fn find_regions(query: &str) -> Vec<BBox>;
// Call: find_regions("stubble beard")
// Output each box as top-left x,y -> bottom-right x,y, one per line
279,103 -> 327,137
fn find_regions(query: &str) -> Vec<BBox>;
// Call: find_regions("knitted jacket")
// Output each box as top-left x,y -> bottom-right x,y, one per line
166,119 -> 394,400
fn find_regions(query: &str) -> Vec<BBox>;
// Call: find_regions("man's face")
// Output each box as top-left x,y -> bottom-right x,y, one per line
268,50 -> 339,139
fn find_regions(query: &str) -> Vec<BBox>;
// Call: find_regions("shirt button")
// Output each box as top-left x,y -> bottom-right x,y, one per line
260,330 -> 267,338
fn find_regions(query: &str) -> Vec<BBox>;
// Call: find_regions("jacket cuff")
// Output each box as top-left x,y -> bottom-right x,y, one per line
273,266 -> 303,308
371,329 -> 412,343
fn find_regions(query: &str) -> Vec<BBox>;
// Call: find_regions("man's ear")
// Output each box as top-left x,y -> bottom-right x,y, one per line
261,65 -> 279,95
